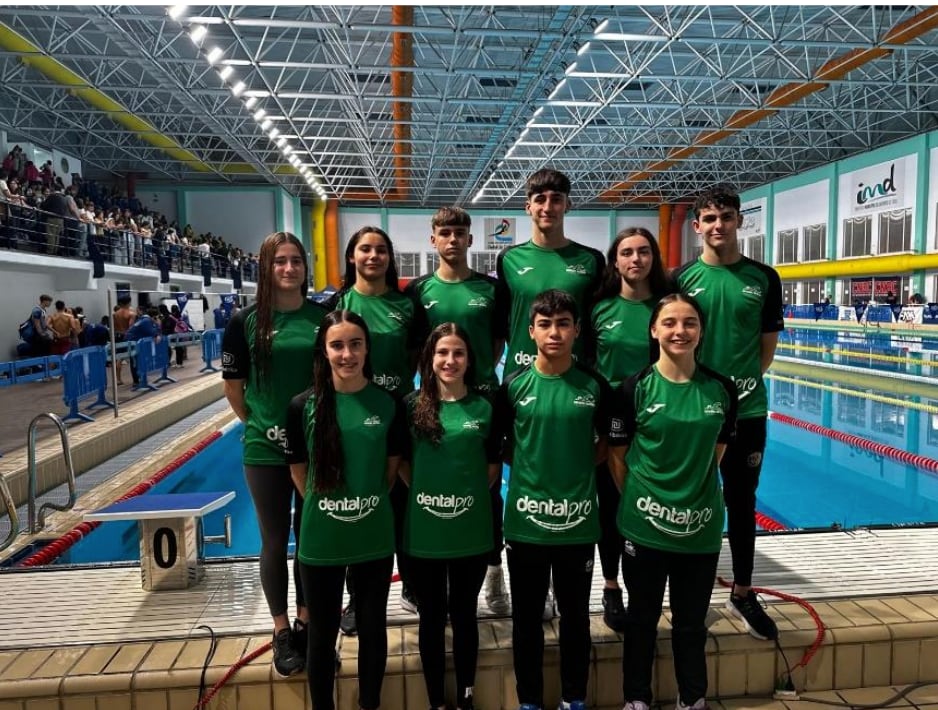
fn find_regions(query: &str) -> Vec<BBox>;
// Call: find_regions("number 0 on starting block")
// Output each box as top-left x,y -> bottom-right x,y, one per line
85,491 -> 235,590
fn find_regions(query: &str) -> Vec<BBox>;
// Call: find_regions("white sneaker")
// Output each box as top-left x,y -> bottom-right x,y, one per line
623,702 -> 650,710
543,585 -> 556,621
484,564 -> 510,615
675,698 -> 709,710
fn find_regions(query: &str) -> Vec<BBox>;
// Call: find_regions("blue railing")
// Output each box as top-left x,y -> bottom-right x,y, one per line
132,337 -> 177,392
61,346 -> 114,423
200,329 -> 224,373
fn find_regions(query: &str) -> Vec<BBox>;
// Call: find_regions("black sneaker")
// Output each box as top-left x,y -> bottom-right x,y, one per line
726,588 -> 778,640
602,587 -> 627,633
271,628 -> 304,677
292,619 -> 308,664
400,585 -> 418,614
340,596 -> 358,636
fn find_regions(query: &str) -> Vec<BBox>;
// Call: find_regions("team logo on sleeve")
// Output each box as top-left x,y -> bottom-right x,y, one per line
517,496 -> 593,532
687,288 -> 706,297
603,321 -> 622,330
424,301 -> 439,310
516,266 -> 534,275
222,352 -> 235,368
417,493 -> 475,519
645,403 -> 666,414
519,395 -> 537,407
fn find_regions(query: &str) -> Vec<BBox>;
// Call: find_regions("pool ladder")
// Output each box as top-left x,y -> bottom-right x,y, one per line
0,413 -> 77,553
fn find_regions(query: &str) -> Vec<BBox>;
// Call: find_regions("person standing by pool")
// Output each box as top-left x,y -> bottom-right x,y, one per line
672,185 -> 784,641
587,227 -> 670,633
400,323 -> 502,710
327,226 -> 428,629
222,231 -> 327,678
286,310 -> 406,710
403,206 -> 510,615
495,168 -> 604,620
495,289 -> 612,710
608,293 -> 738,710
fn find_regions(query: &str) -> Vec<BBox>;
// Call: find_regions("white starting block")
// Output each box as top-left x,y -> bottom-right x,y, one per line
85,491 -> 235,591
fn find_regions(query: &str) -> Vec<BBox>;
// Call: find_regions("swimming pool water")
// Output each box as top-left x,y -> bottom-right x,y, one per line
51,325 -> 938,565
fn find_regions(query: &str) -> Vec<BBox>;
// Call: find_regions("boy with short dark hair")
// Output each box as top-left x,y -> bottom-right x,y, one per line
496,169 -> 604,378
404,205 -> 511,614
495,288 -> 612,710
672,184 -> 784,641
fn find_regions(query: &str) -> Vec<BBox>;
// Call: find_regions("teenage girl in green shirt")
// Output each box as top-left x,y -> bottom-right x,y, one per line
588,227 -> 669,633
286,310 -> 407,710
608,294 -> 738,710
400,323 -> 501,710
326,226 -> 429,626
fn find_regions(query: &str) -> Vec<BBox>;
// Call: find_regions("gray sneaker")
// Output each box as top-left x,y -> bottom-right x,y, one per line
484,564 -> 510,615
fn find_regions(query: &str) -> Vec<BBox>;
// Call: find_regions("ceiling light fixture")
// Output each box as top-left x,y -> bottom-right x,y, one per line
593,18 -> 609,34
168,5 -> 187,20
244,96 -> 258,109
268,127 -> 280,139
260,118 -> 272,131
218,65 -> 233,81
230,80 -> 245,96
206,46 -> 224,64
189,25 -> 207,44
252,108 -> 266,121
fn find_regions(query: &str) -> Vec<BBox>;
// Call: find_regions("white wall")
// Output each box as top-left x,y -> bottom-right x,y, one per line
929,146 -> 938,252
185,190 -> 276,253
280,190 -> 295,236
138,190 -> 178,225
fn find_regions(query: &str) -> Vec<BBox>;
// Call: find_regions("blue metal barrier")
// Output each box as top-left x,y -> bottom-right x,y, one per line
200,329 -> 224,373
12,355 -> 62,384
61,346 -> 114,423
0,361 -> 14,387
864,305 -> 894,324
132,337 -> 177,392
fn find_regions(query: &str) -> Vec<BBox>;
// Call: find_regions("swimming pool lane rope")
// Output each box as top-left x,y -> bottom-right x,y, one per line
17,429 -> 224,567
769,411 -> 938,474
777,342 -> 930,366
765,373 -> 938,415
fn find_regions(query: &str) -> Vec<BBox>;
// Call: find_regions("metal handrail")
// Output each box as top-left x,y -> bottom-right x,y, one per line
27,413 -> 77,533
0,475 -> 19,552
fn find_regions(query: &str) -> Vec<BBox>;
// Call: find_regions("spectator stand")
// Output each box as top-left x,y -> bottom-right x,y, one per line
132,337 -> 176,392
61,346 -> 114,423
199,329 -> 224,373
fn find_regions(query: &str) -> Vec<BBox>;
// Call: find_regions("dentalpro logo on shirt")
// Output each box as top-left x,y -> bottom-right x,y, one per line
417,492 -> 475,519
636,495 -> 713,538
516,495 -> 593,532
319,495 -> 381,522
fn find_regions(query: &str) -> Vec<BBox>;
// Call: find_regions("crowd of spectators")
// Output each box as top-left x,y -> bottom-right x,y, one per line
1,145 -> 260,282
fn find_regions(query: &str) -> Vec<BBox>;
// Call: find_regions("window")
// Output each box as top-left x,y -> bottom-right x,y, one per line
777,229 -> 798,264
744,235 -> 764,263
781,281 -> 797,305
425,253 -> 440,274
836,393 -> 867,428
842,216 -> 872,257
804,280 -> 824,304
878,208 -> 912,253
471,251 -> 498,275
872,401 -> 905,438
804,223 -> 826,261
395,251 -> 421,278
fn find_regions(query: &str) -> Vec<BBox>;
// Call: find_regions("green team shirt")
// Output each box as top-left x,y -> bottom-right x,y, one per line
404,272 -> 507,393
590,295 -> 656,388
673,256 -> 784,419
284,383 -> 407,566
609,364 -> 738,554
401,391 -> 501,558
221,302 -> 327,465
495,362 -> 612,545
329,288 -> 427,396
496,240 -> 604,377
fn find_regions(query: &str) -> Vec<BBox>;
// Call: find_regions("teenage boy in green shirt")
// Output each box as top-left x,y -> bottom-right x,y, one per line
672,185 -> 784,641
405,206 -> 511,615
495,289 -> 612,710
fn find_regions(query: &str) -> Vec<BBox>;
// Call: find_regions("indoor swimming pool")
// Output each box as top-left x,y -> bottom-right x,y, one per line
22,324 -> 938,566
